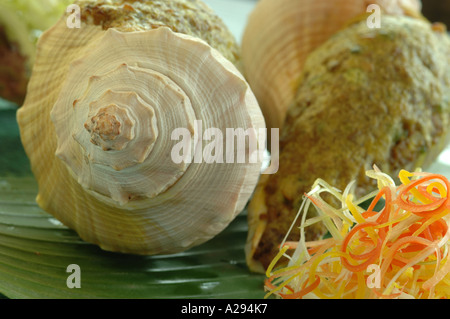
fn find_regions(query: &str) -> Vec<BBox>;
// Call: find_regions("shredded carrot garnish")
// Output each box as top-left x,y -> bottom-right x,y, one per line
264,167 -> 450,299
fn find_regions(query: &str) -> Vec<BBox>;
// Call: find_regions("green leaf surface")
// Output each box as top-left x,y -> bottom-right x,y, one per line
0,108 -> 265,299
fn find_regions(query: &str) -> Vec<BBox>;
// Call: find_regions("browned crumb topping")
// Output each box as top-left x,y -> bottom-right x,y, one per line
75,0 -> 240,67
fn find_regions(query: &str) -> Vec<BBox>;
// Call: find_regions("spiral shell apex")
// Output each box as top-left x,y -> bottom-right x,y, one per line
17,1 -> 265,255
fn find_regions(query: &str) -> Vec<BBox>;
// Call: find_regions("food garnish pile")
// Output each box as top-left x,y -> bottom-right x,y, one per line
265,168 -> 450,299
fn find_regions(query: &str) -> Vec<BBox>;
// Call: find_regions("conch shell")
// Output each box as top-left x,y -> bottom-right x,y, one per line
17,0 -> 265,255
241,0 -> 422,132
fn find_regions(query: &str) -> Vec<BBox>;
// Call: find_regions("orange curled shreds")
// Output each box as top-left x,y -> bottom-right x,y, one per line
363,186 -> 392,224
264,168 -> 450,299
279,276 -> 320,299
341,222 -> 382,272
396,174 -> 450,217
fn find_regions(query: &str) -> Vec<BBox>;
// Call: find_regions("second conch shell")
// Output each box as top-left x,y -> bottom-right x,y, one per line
17,0 -> 265,255
241,0 -> 422,132
245,14 -> 450,273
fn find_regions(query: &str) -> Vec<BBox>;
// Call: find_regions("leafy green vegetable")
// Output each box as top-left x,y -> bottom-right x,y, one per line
0,0 -> 72,65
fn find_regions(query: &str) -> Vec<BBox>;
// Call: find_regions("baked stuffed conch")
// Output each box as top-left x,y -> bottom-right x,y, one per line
17,0 -> 265,255
241,0 -> 423,132
245,12 -> 450,273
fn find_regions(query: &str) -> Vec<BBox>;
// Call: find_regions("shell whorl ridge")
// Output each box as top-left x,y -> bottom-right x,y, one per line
51,30 -> 197,206
17,0 -> 265,255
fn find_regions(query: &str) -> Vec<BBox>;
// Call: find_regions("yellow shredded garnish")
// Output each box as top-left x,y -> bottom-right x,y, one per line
264,167 -> 450,299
